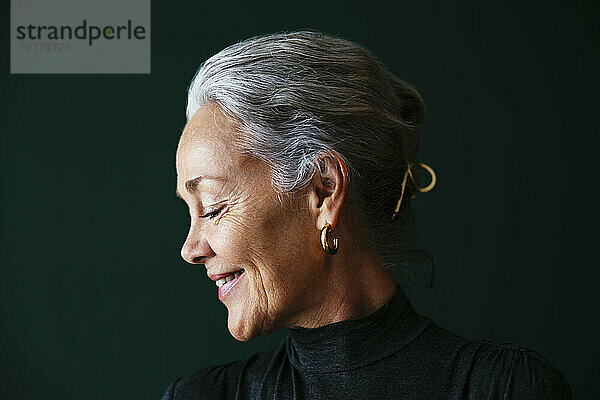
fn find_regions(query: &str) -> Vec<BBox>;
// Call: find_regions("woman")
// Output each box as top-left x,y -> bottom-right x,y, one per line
163,31 -> 571,399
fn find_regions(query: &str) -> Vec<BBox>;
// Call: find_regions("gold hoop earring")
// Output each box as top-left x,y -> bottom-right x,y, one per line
320,223 -> 339,255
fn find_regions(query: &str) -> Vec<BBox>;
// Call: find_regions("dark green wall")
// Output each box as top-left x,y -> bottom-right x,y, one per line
2,1 -> 598,398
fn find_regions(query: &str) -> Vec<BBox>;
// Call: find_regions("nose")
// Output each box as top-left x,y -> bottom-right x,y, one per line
181,227 -> 216,264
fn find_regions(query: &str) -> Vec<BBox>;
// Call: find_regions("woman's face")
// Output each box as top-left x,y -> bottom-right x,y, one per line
176,103 -> 326,341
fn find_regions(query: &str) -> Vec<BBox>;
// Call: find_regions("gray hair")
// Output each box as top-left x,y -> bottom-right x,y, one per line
186,31 -> 432,280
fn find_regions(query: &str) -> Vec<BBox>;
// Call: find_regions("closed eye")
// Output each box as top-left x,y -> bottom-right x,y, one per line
200,207 -> 224,220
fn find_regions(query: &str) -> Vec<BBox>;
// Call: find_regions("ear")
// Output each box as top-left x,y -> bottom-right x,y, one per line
306,152 -> 349,231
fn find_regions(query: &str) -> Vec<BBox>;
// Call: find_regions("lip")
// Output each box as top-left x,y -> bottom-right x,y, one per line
208,269 -> 245,281
217,270 -> 245,301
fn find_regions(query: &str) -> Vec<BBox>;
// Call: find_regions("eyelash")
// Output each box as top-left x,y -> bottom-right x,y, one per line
200,207 -> 224,220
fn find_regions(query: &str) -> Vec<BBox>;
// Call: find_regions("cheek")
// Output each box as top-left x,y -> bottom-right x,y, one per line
245,203 -> 321,299
211,195 -> 321,325
208,211 -> 258,265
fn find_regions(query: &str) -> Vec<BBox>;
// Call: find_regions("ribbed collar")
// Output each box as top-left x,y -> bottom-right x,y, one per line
285,283 -> 430,373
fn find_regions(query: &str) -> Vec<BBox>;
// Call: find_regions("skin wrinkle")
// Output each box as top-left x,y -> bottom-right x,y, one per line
176,102 -> 398,341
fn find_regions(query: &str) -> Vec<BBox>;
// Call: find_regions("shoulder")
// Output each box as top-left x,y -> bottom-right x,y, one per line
458,338 -> 573,399
413,322 -> 572,399
160,343 -> 284,400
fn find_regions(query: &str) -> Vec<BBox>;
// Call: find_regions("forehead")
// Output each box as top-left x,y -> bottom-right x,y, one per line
176,103 -> 243,180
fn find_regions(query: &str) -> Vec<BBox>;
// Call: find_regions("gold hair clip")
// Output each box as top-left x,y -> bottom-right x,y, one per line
391,162 -> 437,221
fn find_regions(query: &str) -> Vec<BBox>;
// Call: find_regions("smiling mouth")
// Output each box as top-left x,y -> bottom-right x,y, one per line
215,269 -> 244,287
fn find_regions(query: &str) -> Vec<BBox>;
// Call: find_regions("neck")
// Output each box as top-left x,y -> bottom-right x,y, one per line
289,251 -> 399,329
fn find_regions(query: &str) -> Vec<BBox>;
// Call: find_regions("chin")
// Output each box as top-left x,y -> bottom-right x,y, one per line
226,306 -> 260,342
229,328 -> 254,342
227,305 -> 282,342
227,316 -> 258,342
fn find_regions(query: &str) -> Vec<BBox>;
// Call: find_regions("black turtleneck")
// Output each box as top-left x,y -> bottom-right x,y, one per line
161,284 -> 572,399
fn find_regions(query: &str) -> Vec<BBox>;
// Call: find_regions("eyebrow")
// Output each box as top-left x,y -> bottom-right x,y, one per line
175,175 -> 226,199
